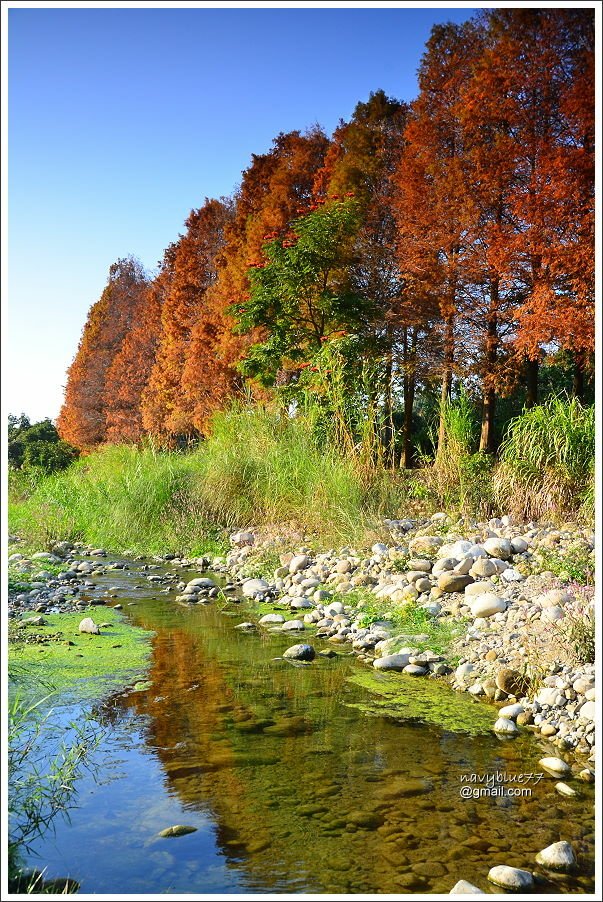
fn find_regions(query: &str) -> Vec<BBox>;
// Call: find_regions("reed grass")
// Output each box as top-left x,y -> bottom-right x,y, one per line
494,396 -> 594,523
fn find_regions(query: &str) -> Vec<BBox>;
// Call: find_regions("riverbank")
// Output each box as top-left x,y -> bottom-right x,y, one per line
8,510 -> 596,768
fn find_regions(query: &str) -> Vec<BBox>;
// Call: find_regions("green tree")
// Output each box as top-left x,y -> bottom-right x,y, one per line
8,416 -> 78,473
232,198 -> 368,386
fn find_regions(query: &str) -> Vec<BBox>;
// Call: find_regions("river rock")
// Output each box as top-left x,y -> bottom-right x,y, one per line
281,619 -> 305,631
283,644 -> 315,661
407,558 -> 432,572
289,554 -> 310,574
78,617 -> 100,634
187,577 -> 216,589
470,593 -> 507,618
469,557 -> 498,578
487,866 -> 534,891
541,589 -> 573,607
483,537 -> 512,560
496,668 -> 525,697
494,717 -> 518,736
511,537 -> 528,553
259,613 -> 285,624
449,880 -> 483,894
535,841 -> 577,872
242,578 -> 270,597
373,653 -> 411,671
455,663 -> 474,683
555,782 -> 577,797
230,531 -> 254,546
32,551 -> 61,562
464,582 -> 497,601
541,605 -> 564,622
234,622 -> 256,631
440,539 -> 473,559
290,598 -> 313,610
158,825 -> 198,837
578,701 -> 595,721
408,536 -> 444,556
538,756 -> 571,778
500,567 -> 523,583
536,687 -> 564,707
403,664 -> 428,676
438,572 -> 473,593
498,703 -> 524,720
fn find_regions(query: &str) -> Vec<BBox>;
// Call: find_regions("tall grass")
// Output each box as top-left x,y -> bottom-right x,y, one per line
494,396 -> 595,523
193,404 -> 401,543
8,676 -> 102,893
419,389 -> 494,516
9,397 -> 594,555
9,407 -> 406,552
8,443 -> 225,556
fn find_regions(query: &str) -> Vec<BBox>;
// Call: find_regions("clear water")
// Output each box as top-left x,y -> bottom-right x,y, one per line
19,560 -> 595,894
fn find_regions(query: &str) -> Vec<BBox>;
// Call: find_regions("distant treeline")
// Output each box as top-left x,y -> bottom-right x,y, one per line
57,8 -> 594,463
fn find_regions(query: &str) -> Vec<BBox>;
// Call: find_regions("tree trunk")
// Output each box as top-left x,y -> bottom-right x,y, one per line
401,326 -> 417,469
525,357 -> 539,408
572,351 -> 585,401
402,371 -> 415,469
479,280 -> 499,454
480,388 -> 496,454
382,322 -> 395,467
437,313 -> 454,455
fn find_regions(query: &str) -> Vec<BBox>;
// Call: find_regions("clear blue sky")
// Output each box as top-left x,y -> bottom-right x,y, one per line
7,5 -> 477,422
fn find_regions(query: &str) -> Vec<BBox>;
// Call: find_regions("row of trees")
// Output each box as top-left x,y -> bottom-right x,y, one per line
58,9 -> 594,463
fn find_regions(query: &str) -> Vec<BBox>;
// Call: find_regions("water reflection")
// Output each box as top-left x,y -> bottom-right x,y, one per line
92,583 -> 594,896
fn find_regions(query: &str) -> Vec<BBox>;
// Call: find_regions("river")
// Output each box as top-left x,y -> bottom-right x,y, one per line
19,556 -> 595,894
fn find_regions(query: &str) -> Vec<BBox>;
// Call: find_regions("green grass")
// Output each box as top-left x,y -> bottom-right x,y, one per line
9,399 -> 595,556
192,405 -> 399,544
9,406 -> 408,553
532,543 -> 595,585
9,443 -> 229,557
346,589 -> 465,659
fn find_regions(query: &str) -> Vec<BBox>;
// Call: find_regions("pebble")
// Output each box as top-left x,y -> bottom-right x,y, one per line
493,717 -> 518,736
555,782 -> 577,797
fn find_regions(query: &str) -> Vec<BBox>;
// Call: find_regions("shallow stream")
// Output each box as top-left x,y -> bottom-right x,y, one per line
20,557 -> 595,894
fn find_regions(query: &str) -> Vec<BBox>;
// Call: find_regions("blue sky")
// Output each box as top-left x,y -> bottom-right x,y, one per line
7,5 -> 477,421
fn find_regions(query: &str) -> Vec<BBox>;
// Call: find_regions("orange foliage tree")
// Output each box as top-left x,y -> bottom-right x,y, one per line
58,257 -> 149,449
141,198 -> 233,442
180,128 -> 330,433
394,20 -> 485,454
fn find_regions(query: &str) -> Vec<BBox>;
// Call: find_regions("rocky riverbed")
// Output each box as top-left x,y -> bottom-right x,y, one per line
7,513 -> 596,894
8,512 -> 595,768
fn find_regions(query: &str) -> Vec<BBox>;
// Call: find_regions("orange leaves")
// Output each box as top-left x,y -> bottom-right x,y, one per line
58,257 -> 149,449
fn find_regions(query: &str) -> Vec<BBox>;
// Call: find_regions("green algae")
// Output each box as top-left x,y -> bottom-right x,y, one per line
346,669 -> 495,736
8,607 -> 153,702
